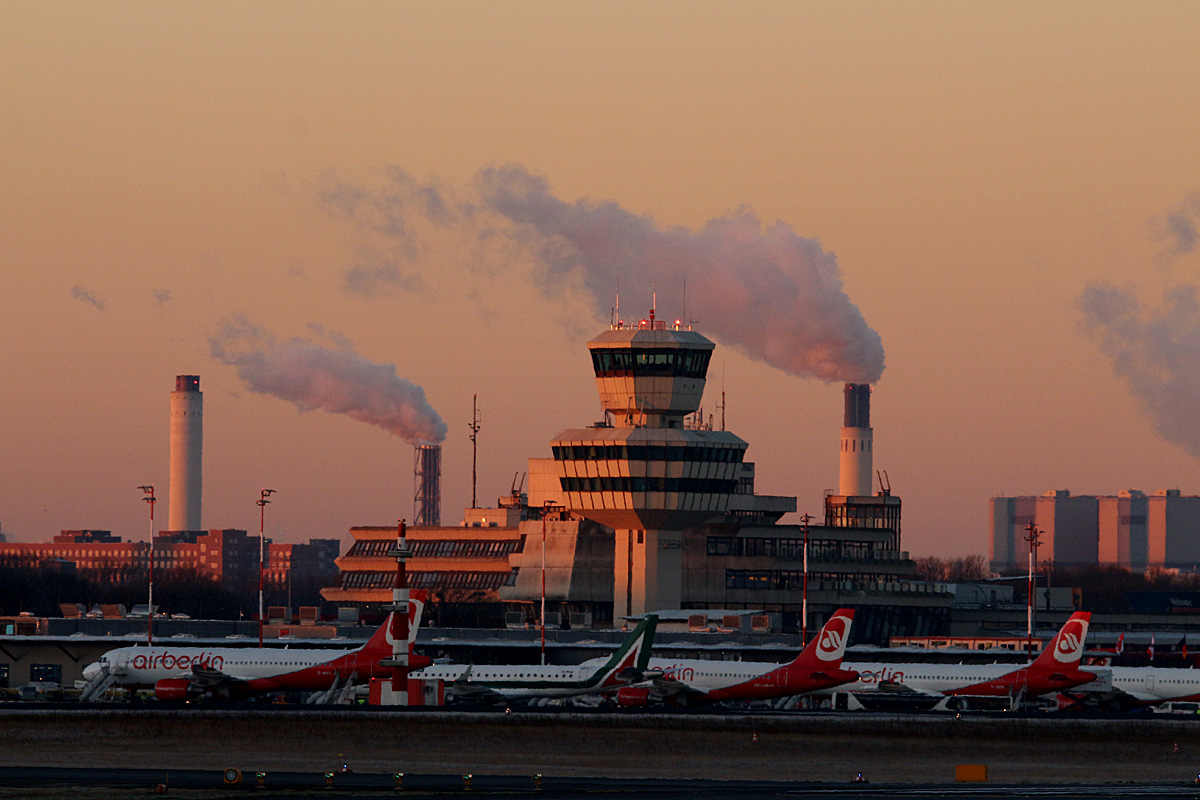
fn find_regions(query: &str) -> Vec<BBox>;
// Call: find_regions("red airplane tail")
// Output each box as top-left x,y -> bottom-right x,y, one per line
1030,611 -> 1091,673
792,608 -> 855,670
362,590 -> 427,654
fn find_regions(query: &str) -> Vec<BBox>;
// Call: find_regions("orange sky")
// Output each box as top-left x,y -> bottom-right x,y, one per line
2,2 -> 1199,557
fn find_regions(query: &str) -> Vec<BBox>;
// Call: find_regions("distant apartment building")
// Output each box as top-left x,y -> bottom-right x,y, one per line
0,529 -> 338,588
991,489 -> 1200,571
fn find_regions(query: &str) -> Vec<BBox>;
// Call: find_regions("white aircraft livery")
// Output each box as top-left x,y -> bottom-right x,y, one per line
80,595 -> 427,700
411,615 -> 658,703
840,612 -> 1093,700
610,608 -> 859,706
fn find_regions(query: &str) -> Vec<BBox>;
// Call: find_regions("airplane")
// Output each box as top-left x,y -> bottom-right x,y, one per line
79,594 -> 429,701
411,614 -> 658,704
608,608 -> 859,706
837,611 -> 1093,706
1053,661 -> 1200,709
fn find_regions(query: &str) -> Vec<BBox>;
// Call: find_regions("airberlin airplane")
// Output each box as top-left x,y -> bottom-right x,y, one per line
80,595 -> 429,700
609,608 -> 859,706
840,611 -> 1093,701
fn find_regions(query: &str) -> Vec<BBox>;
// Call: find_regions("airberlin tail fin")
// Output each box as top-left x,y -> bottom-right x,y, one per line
1031,611 -> 1091,671
362,590 -> 427,653
793,608 -> 855,669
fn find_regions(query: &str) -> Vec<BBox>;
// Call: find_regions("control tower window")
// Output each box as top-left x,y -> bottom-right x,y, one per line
553,444 -> 746,463
590,348 -> 711,379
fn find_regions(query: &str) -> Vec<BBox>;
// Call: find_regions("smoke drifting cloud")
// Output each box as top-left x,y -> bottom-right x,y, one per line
474,166 -> 885,383
1158,194 -> 1200,260
1078,282 -> 1200,457
319,164 -> 885,383
320,168 -> 449,297
70,285 -> 105,311
210,315 -> 447,446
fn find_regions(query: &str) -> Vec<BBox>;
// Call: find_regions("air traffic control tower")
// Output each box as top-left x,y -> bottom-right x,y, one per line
550,313 -> 748,618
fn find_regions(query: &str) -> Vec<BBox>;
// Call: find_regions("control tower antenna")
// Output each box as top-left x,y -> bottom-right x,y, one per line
721,362 -> 726,431
468,394 -> 481,508
615,278 -> 620,327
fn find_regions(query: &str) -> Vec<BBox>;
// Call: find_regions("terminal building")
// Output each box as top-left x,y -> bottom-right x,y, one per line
324,318 -> 949,643
990,489 -> 1200,572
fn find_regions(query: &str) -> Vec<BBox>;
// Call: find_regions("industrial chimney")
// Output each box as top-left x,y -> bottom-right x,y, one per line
414,444 -> 441,527
169,375 -> 203,531
838,383 -> 873,497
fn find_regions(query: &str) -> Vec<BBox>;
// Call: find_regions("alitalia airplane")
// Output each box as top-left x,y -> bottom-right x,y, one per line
411,615 -> 658,703
838,611 -> 1093,704
608,608 -> 859,706
80,595 -> 429,701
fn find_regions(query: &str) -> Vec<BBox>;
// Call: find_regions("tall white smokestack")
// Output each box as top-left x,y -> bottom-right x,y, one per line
169,375 -> 203,531
839,383 -> 873,497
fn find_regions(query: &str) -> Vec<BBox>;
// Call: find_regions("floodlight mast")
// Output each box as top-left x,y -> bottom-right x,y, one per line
138,485 -> 156,645
258,489 -> 277,648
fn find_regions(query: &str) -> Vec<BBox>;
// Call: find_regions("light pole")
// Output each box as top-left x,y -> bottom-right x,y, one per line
1024,523 -> 1042,657
258,488 -> 276,648
138,485 -> 155,645
541,501 -> 560,666
800,513 -> 812,645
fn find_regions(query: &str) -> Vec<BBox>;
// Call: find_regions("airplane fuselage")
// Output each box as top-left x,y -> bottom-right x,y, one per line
840,661 -> 1092,697
89,644 -> 397,691
1107,666 -> 1200,704
643,657 -> 855,700
412,663 -> 616,699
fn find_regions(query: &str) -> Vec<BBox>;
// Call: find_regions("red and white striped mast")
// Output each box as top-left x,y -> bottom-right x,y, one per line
383,518 -> 413,704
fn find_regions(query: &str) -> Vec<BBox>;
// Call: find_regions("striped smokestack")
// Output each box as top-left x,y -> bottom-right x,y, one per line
839,383 -> 873,497
414,444 -> 441,527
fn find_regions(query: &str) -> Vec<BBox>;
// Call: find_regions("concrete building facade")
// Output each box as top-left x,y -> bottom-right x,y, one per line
991,489 -> 1200,571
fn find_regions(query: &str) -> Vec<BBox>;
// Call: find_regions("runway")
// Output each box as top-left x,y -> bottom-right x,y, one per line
2,766 -> 1200,800
4,708 -> 1200,790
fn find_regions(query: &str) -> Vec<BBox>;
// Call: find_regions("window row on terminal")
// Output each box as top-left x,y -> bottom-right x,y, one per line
340,569 -> 518,590
552,444 -> 745,463
559,476 -> 738,494
589,347 -> 712,378
724,569 -> 907,591
346,539 -> 522,559
707,536 -> 890,560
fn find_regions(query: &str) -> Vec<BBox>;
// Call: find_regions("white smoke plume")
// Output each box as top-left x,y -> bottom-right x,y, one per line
474,166 -> 885,383
1078,282 -> 1200,457
210,315 -> 447,445
319,164 -> 885,383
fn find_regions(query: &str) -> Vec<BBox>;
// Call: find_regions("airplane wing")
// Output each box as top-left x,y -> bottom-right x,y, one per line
189,663 -> 249,691
443,666 -> 507,705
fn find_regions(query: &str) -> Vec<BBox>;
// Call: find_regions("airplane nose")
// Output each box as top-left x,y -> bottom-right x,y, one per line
82,662 -> 101,681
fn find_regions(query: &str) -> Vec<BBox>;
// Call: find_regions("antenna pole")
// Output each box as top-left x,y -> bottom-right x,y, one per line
468,394 -> 481,508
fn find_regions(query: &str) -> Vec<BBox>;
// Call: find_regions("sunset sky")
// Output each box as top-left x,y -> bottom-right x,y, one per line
3,2 -> 1199,558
